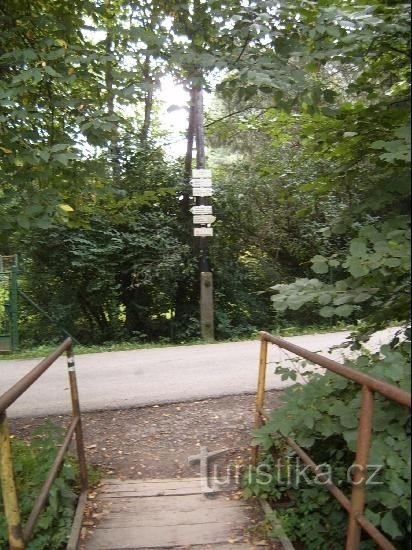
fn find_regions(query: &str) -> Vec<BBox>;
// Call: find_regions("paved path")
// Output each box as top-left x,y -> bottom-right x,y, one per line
0,328 -> 398,418
84,478 -> 260,549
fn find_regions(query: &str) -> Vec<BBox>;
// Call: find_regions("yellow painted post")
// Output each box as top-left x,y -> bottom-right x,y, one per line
0,412 -> 25,549
252,336 -> 268,465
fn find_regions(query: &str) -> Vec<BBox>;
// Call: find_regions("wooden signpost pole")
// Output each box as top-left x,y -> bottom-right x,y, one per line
193,86 -> 214,340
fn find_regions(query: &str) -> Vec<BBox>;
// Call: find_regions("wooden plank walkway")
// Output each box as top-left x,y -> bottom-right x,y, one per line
84,478 -> 258,549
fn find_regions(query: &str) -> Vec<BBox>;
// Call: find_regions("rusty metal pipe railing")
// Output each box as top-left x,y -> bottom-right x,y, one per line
0,338 -> 88,549
67,346 -> 88,491
254,331 -> 410,550
355,512 -> 397,550
0,338 -> 72,415
346,385 -> 375,548
259,331 -> 411,407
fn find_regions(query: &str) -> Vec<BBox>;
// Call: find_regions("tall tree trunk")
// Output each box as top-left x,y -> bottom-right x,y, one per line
105,31 -> 120,180
193,86 -> 205,169
173,88 -> 197,331
183,88 -> 196,205
140,53 -> 153,146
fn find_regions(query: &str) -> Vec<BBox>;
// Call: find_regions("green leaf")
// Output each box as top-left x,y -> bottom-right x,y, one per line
348,259 -> 369,278
50,143 -> 72,152
312,255 -> 327,262
335,304 -> 354,317
329,259 -> 340,267
312,262 -> 329,274
343,430 -> 358,450
349,238 -> 367,257
353,292 -> 372,303
318,292 -> 332,305
340,409 -> 358,429
327,26 -> 341,38
393,126 -> 410,140
319,306 -> 335,317
383,257 -> 401,267
381,511 -> 403,538
365,510 -> 381,526
333,294 -> 351,306
37,150 -> 50,162
44,65 -> 61,77
54,152 -> 77,165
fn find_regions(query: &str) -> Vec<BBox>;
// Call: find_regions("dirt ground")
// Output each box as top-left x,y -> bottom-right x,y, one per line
10,391 -> 282,479
10,391 -> 283,548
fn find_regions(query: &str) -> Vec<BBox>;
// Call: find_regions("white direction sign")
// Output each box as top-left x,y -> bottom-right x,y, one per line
192,187 -> 213,197
194,227 -> 213,237
193,215 -> 216,225
191,178 -> 212,187
192,169 -> 211,179
190,205 -> 213,215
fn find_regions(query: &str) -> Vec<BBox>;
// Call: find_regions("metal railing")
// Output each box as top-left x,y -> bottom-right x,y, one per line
253,331 -> 411,550
0,338 -> 88,549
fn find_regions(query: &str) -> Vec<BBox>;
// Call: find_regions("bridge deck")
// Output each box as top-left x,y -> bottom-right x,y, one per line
84,477 -> 258,549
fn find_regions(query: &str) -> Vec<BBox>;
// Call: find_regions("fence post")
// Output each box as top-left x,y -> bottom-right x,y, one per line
346,385 -> 374,549
0,412 -> 25,549
66,345 -> 88,492
10,266 -> 18,351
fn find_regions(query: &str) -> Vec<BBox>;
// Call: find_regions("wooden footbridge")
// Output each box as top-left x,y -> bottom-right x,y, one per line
0,333 -> 410,549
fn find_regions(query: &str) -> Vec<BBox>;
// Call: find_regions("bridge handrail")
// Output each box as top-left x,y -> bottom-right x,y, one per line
253,331 -> 411,550
0,338 -> 88,549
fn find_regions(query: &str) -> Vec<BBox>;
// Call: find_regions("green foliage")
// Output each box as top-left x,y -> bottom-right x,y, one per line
208,109 -> 348,333
18,210 -> 188,344
244,457 -> 348,549
0,421 -> 101,549
271,216 -> 410,323
222,1 -> 412,547
249,334 -> 411,547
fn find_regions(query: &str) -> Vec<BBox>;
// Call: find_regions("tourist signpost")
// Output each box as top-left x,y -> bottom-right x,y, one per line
190,93 -> 215,339
190,206 -> 212,215
193,215 -> 216,225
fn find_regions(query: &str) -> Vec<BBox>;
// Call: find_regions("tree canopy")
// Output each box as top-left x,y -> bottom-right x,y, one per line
0,0 -> 409,342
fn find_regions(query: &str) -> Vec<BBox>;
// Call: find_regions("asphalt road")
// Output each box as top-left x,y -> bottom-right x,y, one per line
0,329 -> 398,418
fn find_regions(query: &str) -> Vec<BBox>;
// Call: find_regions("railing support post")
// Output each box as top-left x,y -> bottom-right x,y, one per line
252,336 -> 268,465
346,385 -> 374,549
67,346 -> 88,492
0,412 -> 25,549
